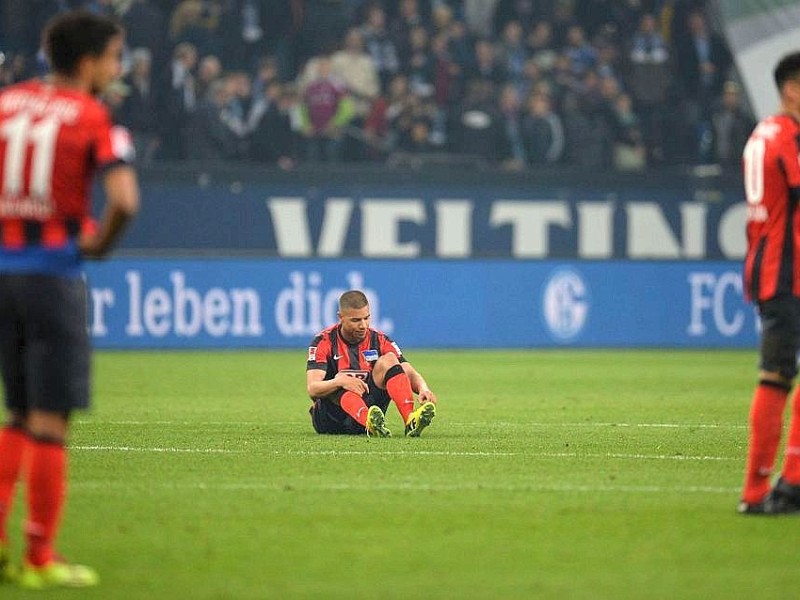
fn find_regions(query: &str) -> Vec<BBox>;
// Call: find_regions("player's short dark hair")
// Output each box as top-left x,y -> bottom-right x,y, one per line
774,52 -> 800,91
43,10 -> 122,76
339,290 -> 369,311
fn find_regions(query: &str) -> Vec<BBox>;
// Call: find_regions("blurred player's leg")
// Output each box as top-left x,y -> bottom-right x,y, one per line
18,411 -> 98,589
741,382 -> 789,504
778,387 -> 800,489
0,425 -> 27,548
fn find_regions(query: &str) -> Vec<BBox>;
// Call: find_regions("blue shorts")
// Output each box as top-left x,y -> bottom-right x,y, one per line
0,273 -> 90,414
309,383 -> 391,435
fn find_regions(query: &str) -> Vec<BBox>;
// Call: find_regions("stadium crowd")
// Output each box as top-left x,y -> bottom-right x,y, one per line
0,0 -> 755,171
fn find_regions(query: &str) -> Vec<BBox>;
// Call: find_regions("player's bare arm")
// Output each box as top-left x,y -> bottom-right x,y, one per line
307,369 -> 369,399
79,165 -> 139,258
402,362 -> 436,403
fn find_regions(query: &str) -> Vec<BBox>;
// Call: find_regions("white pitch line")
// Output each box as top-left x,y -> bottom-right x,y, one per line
74,420 -> 748,430
72,445 -> 243,454
69,480 -> 739,495
70,445 -> 737,461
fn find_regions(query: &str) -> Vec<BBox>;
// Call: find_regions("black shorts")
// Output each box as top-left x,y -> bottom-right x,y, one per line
758,295 -> 800,380
0,273 -> 90,414
309,381 -> 391,435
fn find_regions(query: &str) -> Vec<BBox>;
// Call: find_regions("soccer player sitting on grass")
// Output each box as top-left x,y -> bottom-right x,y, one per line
306,290 -> 437,437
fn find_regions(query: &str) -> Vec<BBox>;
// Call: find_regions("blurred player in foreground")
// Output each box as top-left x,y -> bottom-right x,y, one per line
0,10 -> 139,586
306,290 -> 437,437
739,52 -> 800,515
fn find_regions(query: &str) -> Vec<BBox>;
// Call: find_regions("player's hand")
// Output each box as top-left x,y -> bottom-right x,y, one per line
78,219 -> 107,259
418,389 -> 436,404
337,374 -> 369,396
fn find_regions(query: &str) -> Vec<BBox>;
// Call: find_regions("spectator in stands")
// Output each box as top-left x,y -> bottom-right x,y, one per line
431,3 -> 455,38
467,38 -> 506,86
563,25 -> 596,76
250,81 -> 298,168
399,118 -> 435,154
496,83 -> 526,170
611,92 -> 647,171
299,55 -> 355,162
625,12 -> 671,164
362,3 -> 401,90
186,79 -> 241,160
118,47 -> 161,165
159,41 -> 198,159
711,81 -> 755,168
522,92 -> 564,165
331,27 -> 380,159
527,20 -> 557,71
221,71 -> 259,141
431,31 -> 461,113
496,20 -> 528,87
169,0 -> 222,58
446,18 -> 474,72
450,78 -> 503,163
376,73 -> 417,152
195,53 -> 223,100
250,55 -> 279,101
390,0 -> 429,61
494,0 -> 544,35
674,8 -> 731,162
462,0 -> 499,38
549,0 -> 577,47
331,28 -> 380,120
0,0 -> 745,172
403,26 -> 435,98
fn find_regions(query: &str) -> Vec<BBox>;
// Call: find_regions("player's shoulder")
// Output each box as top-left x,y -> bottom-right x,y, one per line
310,324 -> 337,344
0,79 -> 108,124
755,114 -> 800,143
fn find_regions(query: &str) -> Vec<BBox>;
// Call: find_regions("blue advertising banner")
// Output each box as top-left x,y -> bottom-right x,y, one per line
85,259 -> 758,349
117,176 -> 747,260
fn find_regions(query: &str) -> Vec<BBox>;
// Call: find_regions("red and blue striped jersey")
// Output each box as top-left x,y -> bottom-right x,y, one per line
307,324 -> 406,381
0,79 -> 133,276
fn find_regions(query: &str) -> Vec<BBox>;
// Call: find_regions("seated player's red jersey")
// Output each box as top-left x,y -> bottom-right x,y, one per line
0,80 -> 134,276
306,324 -> 406,387
743,113 -> 800,302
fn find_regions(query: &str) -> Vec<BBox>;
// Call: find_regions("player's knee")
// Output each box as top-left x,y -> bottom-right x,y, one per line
376,353 -> 399,369
759,370 -> 793,391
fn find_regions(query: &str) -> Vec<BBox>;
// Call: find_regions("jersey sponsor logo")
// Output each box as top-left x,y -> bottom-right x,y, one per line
339,369 -> 369,380
307,346 -> 317,361
541,268 -> 589,341
333,353 -> 345,360
362,349 -> 379,361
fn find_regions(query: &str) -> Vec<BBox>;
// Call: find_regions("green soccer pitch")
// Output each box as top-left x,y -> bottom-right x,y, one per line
3,349 -> 800,599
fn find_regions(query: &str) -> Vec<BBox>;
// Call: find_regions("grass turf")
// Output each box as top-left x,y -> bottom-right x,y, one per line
3,349 -> 800,599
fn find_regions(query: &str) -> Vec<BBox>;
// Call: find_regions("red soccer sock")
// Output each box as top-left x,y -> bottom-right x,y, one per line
340,391 -> 369,426
25,439 -> 67,566
742,382 -> 789,503
0,426 -> 29,545
384,364 -> 415,423
781,386 -> 800,485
